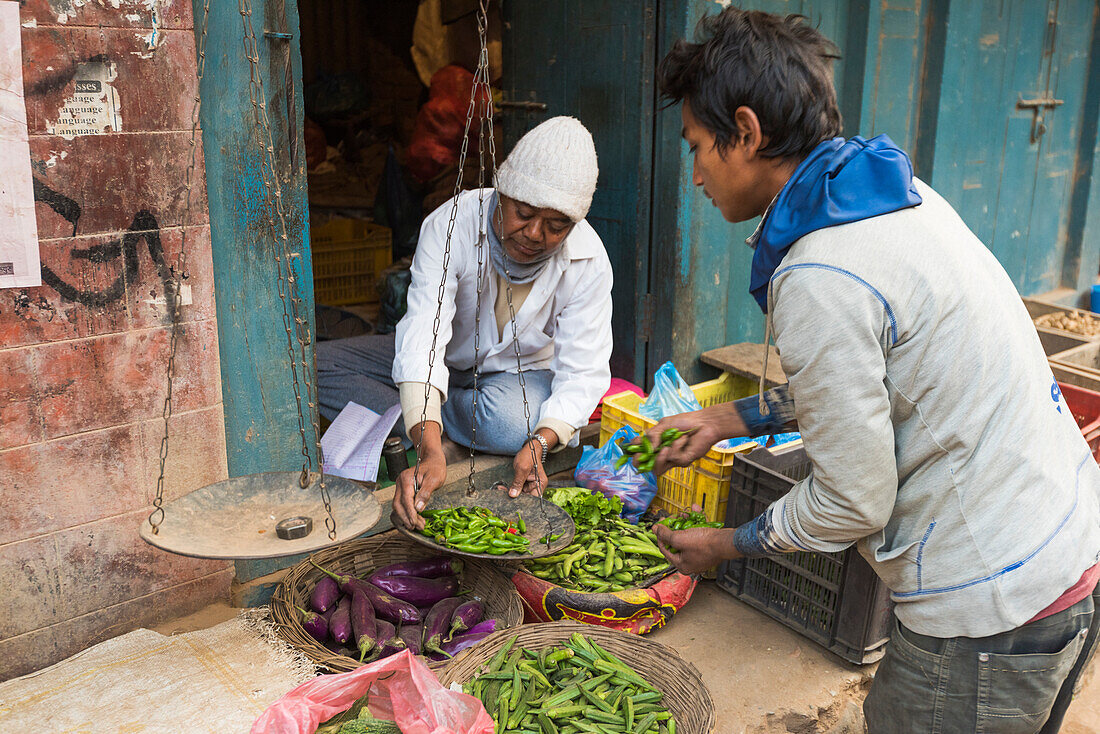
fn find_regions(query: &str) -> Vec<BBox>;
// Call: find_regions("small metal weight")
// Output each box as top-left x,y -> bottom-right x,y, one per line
276,516 -> 313,540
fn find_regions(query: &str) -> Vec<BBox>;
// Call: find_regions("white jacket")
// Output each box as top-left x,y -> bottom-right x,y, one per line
393,189 -> 613,435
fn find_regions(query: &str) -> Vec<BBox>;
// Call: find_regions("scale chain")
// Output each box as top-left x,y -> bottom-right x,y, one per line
468,2 -> 495,495
150,0 -> 211,535
239,0 -> 336,538
411,0 -> 495,500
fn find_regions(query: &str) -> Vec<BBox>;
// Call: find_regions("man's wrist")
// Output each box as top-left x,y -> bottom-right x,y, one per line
731,511 -> 792,557
529,433 -> 550,463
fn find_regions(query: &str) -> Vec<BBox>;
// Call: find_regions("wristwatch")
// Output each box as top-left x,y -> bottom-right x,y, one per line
531,433 -> 550,463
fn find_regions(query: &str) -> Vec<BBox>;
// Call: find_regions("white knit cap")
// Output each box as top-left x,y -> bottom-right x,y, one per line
495,116 -> 598,222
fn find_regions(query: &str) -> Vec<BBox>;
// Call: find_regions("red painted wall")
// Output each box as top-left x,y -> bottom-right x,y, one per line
1,0 -> 231,680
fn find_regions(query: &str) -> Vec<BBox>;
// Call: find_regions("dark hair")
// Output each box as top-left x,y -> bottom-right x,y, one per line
657,9 -> 842,161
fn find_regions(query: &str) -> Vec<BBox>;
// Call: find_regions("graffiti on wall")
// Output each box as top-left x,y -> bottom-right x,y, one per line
31,178 -> 177,311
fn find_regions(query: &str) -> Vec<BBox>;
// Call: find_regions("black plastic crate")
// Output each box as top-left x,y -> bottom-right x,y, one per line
717,446 -> 893,665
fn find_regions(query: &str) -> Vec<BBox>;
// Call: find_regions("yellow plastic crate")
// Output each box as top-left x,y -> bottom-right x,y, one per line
310,218 -> 391,306
599,372 -> 762,523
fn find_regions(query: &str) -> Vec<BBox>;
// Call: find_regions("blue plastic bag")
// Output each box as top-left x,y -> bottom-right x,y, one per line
769,432 -> 802,447
638,361 -> 702,421
574,426 -> 659,524
715,436 -> 757,450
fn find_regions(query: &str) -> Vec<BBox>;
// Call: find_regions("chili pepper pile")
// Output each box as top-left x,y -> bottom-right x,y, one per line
615,428 -> 698,472
419,506 -> 530,555
656,511 -> 723,531
463,632 -> 676,734
523,515 -> 670,593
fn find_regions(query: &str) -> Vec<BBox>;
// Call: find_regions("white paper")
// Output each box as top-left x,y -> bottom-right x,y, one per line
321,402 -> 403,482
0,1 -> 41,289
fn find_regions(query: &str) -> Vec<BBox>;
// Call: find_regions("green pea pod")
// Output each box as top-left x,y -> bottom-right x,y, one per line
615,455 -> 631,470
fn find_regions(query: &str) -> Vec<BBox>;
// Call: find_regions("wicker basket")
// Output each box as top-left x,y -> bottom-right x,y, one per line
438,621 -> 716,734
271,531 -> 524,673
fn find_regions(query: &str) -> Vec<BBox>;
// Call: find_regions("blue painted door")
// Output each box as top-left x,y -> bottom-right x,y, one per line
931,0 -> 1096,295
501,1 -> 657,385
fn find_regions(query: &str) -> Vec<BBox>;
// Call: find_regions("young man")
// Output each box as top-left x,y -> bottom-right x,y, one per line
316,116 -> 613,526
647,9 -> 1100,732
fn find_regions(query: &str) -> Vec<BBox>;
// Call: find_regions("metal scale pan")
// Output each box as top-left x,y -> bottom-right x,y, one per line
390,483 -> 575,561
140,471 -> 381,559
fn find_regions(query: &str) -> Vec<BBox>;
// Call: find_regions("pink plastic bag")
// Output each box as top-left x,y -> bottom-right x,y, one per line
251,649 -> 494,734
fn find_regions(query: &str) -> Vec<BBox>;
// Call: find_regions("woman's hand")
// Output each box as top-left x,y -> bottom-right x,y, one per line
392,422 -> 448,531
509,439 -> 549,497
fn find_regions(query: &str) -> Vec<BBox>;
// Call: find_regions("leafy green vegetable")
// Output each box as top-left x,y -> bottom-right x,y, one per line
547,486 -> 623,529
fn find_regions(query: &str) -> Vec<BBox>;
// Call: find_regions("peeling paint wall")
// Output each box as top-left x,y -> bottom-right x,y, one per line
0,0 -> 231,680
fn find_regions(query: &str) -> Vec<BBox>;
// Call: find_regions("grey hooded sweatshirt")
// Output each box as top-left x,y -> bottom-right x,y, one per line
760,179 -> 1100,638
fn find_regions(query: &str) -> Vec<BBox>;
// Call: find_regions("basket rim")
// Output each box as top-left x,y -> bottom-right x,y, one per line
438,620 -> 716,734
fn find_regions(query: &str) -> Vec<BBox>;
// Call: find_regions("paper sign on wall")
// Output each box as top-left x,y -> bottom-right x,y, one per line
0,1 -> 41,289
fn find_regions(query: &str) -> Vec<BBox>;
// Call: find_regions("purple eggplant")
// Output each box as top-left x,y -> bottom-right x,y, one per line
368,574 -> 460,607
329,595 -> 353,645
463,619 -> 497,637
312,560 -> 421,624
422,597 -> 465,657
310,575 -> 340,614
430,631 -> 492,660
375,619 -> 406,659
324,640 -> 356,658
397,623 -> 424,655
295,606 -> 329,642
369,556 -> 463,579
351,590 -> 378,662
351,580 -> 421,625
448,599 -> 484,639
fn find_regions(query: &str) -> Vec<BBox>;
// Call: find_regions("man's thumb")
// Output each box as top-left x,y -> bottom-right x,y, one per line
653,523 -> 671,545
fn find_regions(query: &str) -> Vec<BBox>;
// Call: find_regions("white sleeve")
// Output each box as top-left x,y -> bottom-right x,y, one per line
391,204 -> 462,400
536,258 -> 613,436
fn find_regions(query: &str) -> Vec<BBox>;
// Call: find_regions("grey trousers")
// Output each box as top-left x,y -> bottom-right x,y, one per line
316,333 -> 552,455
864,584 -> 1100,733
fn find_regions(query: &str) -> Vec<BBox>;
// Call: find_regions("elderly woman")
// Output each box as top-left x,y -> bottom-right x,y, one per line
316,116 -> 612,528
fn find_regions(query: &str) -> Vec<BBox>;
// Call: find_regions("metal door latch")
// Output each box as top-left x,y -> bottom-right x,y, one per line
497,99 -> 548,112
1017,96 -> 1064,144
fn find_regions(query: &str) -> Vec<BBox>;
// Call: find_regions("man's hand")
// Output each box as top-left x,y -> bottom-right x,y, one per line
637,411 -> 721,475
509,436 -> 551,497
392,422 -> 448,531
653,522 -> 740,575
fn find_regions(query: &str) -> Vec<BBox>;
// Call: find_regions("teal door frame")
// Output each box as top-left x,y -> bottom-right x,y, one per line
195,0 -> 316,480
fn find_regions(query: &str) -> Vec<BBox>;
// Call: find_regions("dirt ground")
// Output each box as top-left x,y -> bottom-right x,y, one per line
154,587 -> 1100,733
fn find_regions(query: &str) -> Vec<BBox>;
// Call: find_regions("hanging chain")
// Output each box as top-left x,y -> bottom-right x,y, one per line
412,0 -> 492,499
150,0 -> 211,535
240,0 -> 335,538
467,3 -> 495,495
474,1 -> 544,501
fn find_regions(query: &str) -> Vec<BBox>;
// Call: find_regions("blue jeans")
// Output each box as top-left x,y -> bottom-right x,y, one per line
315,333 -> 552,455
864,585 -> 1100,733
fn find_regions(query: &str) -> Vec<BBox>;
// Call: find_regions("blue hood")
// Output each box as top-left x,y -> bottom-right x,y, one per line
748,134 -> 922,312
